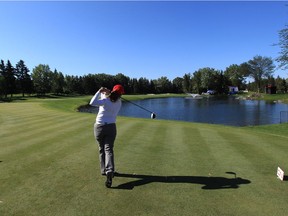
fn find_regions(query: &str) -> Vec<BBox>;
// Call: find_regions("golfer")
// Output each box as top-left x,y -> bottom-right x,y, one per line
89,84 -> 125,188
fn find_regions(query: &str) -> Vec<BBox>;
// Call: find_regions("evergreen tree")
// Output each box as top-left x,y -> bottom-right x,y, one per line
4,60 -> 16,98
15,60 -> 32,97
0,60 -> 5,98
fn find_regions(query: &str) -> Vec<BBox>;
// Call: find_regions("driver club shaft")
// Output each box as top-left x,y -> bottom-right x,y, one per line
121,97 -> 154,114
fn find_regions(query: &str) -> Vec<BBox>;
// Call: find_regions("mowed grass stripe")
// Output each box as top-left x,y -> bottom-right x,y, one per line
151,121 -> 211,175
2,131 -> 99,216
232,130 -> 288,175
142,120 -> 180,175
169,123 -> 224,175
1,119 -> 95,198
0,116 -> 90,154
116,118 -> 164,174
158,122 -> 190,174
1,113 -> 76,138
196,126 -> 237,174
246,131 -> 288,165
1,119 -> 92,168
229,129 -> 288,215
0,108 -> 93,158
0,103 -> 70,144
116,119 -> 202,175
0,103 -> 79,138
1,103 -> 95,193
211,127 -> 288,214
192,125 -> 253,179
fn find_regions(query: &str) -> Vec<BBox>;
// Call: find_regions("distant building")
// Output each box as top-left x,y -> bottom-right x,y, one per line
228,86 -> 239,94
265,85 -> 277,94
206,90 -> 216,95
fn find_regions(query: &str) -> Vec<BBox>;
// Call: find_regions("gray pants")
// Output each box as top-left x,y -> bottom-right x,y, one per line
94,123 -> 116,174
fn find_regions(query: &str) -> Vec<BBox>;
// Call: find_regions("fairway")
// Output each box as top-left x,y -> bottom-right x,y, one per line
1,98 -> 288,216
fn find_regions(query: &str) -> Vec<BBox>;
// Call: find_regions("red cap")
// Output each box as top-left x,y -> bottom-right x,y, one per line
112,84 -> 125,95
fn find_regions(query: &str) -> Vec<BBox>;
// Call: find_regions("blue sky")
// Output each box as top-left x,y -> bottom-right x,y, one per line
0,1 -> 287,80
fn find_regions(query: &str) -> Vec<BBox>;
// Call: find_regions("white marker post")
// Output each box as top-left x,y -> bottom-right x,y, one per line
277,167 -> 284,181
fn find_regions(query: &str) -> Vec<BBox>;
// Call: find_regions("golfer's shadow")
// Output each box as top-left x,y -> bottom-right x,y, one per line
113,172 -> 251,190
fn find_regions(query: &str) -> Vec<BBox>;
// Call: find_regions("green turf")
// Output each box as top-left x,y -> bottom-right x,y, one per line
1,97 -> 288,216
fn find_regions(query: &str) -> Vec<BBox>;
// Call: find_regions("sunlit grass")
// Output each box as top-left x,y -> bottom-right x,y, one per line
1,96 -> 288,216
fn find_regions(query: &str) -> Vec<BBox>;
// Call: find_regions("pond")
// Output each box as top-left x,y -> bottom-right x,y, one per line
80,96 -> 288,126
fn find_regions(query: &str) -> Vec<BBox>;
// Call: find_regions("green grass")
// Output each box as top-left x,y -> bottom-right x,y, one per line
261,93 -> 288,103
1,97 -> 288,216
238,92 -> 288,104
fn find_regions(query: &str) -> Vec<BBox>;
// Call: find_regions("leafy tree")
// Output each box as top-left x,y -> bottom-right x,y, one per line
275,26 -> 288,70
32,64 -> 52,95
51,69 -> 65,95
138,77 -> 151,94
82,74 -> 97,95
64,75 -> 82,94
182,73 -> 192,93
154,76 -> 172,93
191,68 -> 229,94
95,73 -> 114,89
114,73 -> 130,93
212,71 -> 230,94
15,60 -> 32,97
275,76 -> 287,93
129,78 -> 139,94
198,67 -> 218,92
172,77 -> 184,93
246,55 -> 275,92
150,80 -> 156,94
267,76 -> 275,86
224,64 -> 246,89
191,71 -> 202,94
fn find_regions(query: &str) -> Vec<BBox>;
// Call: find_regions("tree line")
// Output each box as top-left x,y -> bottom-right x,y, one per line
0,54 -> 287,100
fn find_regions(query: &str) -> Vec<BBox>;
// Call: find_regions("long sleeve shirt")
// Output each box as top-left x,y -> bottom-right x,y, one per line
89,91 -> 122,125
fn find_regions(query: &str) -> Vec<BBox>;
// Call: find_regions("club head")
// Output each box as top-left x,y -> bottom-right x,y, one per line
151,113 -> 156,119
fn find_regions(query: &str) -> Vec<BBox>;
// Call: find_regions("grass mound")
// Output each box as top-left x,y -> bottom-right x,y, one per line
1,97 -> 288,215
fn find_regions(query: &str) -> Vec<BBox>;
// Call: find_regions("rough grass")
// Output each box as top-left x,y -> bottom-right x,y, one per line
1,97 -> 288,216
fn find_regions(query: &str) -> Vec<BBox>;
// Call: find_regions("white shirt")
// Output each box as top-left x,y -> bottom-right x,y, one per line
89,91 -> 122,125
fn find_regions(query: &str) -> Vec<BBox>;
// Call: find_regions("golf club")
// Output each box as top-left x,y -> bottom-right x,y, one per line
121,97 -> 156,119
